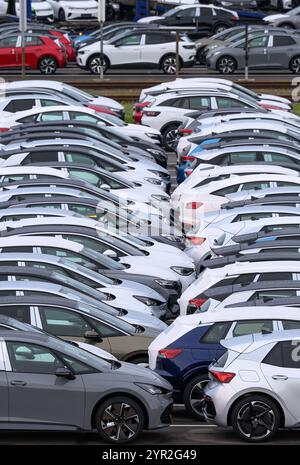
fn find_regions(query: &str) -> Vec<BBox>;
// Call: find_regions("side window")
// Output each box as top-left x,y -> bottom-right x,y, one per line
232,320 -> 273,337
67,204 -> 98,217
162,97 -> 190,109
68,169 -> 100,186
262,342 -> 283,367
181,8 -> 196,18
4,99 -> 36,113
28,151 -> 58,163
249,290 -> 298,301
38,306 -> 94,337
40,111 -> 64,122
17,114 -> 38,123
233,273 -> 257,284
145,33 -> 173,44
68,112 -> 98,123
230,152 -> 257,163
213,185 -> 239,196
87,317 -> 123,337
257,272 -> 292,281
59,354 -> 95,374
188,97 -> 211,110
40,99 -> 65,107
233,212 -> 273,222
276,181 -> 300,187
7,342 -> 65,375
241,181 -> 271,191
64,152 -> 95,166
201,322 -> 232,344
116,34 -> 142,46
273,36 -> 296,46
282,320 -> 300,330
0,306 -> 30,323
0,36 -> 18,48
25,36 -> 43,47
216,97 -> 250,109
248,36 -> 268,48
282,341 -> 300,368
262,152 -> 297,163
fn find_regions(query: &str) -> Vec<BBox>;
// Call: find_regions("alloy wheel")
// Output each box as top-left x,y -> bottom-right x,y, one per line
188,379 -> 209,418
236,400 -> 276,440
39,57 -> 56,74
291,57 -> 300,73
217,57 -> 236,74
89,57 -> 107,74
100,401 -> 140,442
162,57 -> 177,74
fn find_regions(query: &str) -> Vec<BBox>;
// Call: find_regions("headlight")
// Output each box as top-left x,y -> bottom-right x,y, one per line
151,194 -> 169,201
134,296 -> 163,306
135,383 -> 163,395
144,177 -> 162,185
171,266 -> 194,276
155,279 -> 177,288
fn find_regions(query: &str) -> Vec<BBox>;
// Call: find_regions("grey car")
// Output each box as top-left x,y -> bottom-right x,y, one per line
266,5 -> 300,29
206,31 -> 300,73
0,330 -> 173,443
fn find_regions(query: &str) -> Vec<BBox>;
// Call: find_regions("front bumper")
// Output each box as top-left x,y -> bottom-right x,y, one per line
66,10 -> 98,20
146,392 -> 173,430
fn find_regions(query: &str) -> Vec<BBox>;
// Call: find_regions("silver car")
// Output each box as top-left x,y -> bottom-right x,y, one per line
0,330 -> 172,443
206,31 -> 300,73
204,329 -> 300,442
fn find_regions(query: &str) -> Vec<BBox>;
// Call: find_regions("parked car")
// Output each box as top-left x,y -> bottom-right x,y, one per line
47,0 -> 98,21
149,306 -> 300,419
0,33 -> 66,74
206,30 -> 300,73
138,4 -> 239,36
0,329 -> 172,442
204,330 -> 300,442
10,0 -> 54,23
76,29 -> 196,75
263,5 -> 300,28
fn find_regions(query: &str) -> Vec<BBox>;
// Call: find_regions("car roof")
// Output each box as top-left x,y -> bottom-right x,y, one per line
221,329 -> 300,353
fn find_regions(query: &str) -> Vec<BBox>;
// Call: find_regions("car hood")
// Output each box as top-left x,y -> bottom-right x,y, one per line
90,95 -> 123,111
75,341 -> 117,360
33,2 -> 53,11
263,13 -> 287,21
113,361 -> 173,389
259,93 -> 291,105
137,15 -> 161,23
126,123 -> 161,136
60,0 -> 97,7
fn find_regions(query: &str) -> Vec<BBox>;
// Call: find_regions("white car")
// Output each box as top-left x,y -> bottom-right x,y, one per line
47,0 -> 98,21
139,77 -> 292,110
184,205 -> 300,262
76,29 -> 195,75
172,172 -> 300,227
11,0 -> 54,22
140,90 -> 265,149
179,260 -> 300,315
0,80 -> 124,118
0,105 -> 162,146
204,330 -> 300,442
176,119 -> 300,158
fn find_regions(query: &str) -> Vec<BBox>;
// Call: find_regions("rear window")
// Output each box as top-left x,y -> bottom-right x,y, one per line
201,322 -> 231,344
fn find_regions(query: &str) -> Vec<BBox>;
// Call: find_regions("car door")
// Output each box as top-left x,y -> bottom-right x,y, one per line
261,340 -> 300,422
5,340 -> 85,427
36,305 -> 113,354
268,35 -> 296,67
142,32 -> 175,65
110,33 -> 143,66
0,35 -> 19,67
195,7 -> 214,36
247,35 -> 270,68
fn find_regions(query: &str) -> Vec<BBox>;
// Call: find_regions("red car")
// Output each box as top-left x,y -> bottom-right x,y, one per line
0,33 -> 67,74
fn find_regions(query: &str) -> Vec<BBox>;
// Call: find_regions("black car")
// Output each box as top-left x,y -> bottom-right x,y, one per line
148,4 -> 238,38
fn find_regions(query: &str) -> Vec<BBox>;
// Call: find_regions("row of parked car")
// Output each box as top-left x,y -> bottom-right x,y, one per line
136,76 -> 300,442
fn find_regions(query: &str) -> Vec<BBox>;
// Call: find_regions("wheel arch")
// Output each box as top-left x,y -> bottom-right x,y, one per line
87,53 -> 111,68
160,120 -> 182,135
90,392 -> 149,430
159,53 -> 183,69
227,391 -> 285,428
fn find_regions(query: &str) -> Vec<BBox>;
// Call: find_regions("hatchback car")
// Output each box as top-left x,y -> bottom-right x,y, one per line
0,329 -> 172,442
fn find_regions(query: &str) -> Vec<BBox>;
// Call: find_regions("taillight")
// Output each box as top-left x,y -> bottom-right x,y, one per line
231,15 -> 238,21
88,104 -> 117,116
134,101 -> 151,110
186,236 -> 206,246
210,371 -> 236,383
185,169 -> 193,176
179,128 -> 193,135
143,111 -> 161,117
0,128 -> 9,133
186,202 -> 203,210
259,103 -> 286,111
158,348 -> 182,359
188,298 -> 207,309
181,155 -> 195,162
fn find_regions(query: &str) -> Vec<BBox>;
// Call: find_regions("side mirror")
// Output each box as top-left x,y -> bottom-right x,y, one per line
103,249 -> 118,259
55,367 -> 75,380
100,184 -> 110,191
84,330 -> 103,342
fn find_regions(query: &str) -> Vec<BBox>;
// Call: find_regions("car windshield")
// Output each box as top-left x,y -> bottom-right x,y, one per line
58,257 -> 114,285
83,247 -> 126,270
50,271 -> 108,301
290,6 -> 300,15
62,83 -> 93,103
162,7 -> 179,17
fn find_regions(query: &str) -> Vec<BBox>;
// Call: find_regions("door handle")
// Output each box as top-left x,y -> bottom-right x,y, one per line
10,380 -> 27,386
272,375 -> 288,380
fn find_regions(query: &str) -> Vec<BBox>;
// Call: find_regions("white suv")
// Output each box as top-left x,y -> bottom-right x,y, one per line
76,30 -> 196,75
47,0 -> 98,21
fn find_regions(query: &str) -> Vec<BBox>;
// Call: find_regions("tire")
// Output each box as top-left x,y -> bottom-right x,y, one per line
197,47 -> 206,65
213,23 -> 229,34
38,56 -> 57,74
95,396 -> 144,444
183,374 -> 210,420
289,55 -> 300,73
161,54 -> 179,75
58,9 -> 66,21
231,395 -> 280,442
279,22 -> 295,28
88,55 -> 109,75
162,123 -> 180,151
216,55 -> 237,74
128,355 -> 148,366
